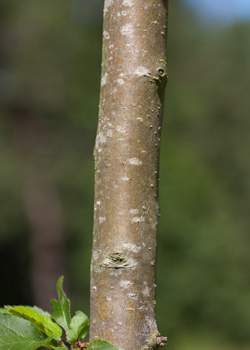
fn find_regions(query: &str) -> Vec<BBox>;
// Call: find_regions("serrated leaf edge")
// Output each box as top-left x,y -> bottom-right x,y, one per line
5,305 -> 62,340
51,276 -> 71,331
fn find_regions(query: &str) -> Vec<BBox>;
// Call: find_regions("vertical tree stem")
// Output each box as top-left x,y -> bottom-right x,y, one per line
90,1 -> 168,349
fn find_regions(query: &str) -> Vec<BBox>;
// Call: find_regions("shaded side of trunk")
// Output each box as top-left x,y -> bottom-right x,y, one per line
90,1 -> 168,349
10,108 -> 65,311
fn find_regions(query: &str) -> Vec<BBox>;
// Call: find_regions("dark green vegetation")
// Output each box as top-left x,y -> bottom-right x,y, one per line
0,1 -> 250,349
0,277 -> 118,350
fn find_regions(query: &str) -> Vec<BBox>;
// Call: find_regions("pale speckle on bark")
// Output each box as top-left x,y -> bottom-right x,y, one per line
129,209 -> 139,214
123,0 -> 133,7
103,30 -> 110,40
121,176 -> 130,181
99,216 -> 106,223
132,216 -> 145,223
107,129 -> 113,137
117,78 -> 125,85
143,286 -> 150,296
134,66 -> 150,76
101,72 -> 108,86
119,280 -> 132,289
104,0 -> 114,14
123,242 -> 141,253
117,126 -> 126,133
128,158 -> 142,165
121,23 -> 134,36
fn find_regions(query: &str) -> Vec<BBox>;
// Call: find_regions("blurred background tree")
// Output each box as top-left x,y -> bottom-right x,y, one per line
0,0 -> 249,349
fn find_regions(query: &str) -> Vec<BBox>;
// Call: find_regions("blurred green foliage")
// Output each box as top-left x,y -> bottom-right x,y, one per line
0,1 -> 250,349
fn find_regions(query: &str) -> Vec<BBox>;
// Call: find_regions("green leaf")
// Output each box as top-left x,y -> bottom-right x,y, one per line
66,311 -> 89,344
5,306 -> 62,341
0,314 -> 54,350
51,276 -> 71,331
88,340 -> 119,350
31,306 -> 51,318
0,308 -> 10,315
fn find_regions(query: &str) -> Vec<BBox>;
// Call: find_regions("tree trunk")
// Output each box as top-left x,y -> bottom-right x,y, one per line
90,1 -> 168,349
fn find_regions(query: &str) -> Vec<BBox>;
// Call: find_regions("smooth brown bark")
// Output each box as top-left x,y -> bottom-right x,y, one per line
90,1 -> 168,349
